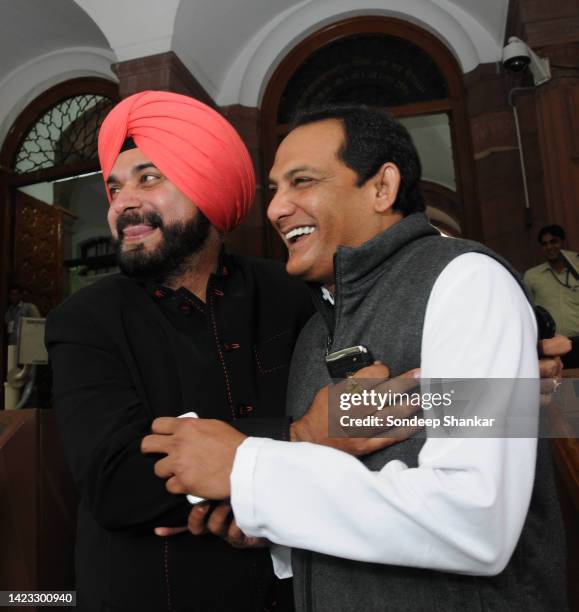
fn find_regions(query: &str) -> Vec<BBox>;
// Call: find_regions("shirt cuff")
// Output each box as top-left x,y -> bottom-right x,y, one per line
230,436 -> 270,537
270,544 -> 293,579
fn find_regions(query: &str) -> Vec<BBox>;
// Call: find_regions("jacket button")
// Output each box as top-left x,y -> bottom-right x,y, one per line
234,404 -> 255,418
178,302 -> 192,315
223,342 -> 241,352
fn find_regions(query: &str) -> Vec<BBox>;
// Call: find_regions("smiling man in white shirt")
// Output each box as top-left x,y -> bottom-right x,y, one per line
143,105 -> 566,612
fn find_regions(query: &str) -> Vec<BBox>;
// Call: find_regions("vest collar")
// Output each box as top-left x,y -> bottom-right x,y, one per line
334,213 -> 439,289
307,212 -> 439,334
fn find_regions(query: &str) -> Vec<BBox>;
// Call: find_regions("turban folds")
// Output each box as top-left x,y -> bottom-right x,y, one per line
98,91 -> 255,233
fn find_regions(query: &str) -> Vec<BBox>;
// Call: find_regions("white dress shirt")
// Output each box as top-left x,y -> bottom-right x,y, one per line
231,253 -> 539,578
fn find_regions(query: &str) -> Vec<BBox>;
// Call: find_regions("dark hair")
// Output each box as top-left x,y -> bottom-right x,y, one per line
538,224 -> 565,243
290,104 -> 425,215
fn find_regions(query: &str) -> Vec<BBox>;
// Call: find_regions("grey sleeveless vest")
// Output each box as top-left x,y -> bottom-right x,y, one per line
286,213 -> 566,612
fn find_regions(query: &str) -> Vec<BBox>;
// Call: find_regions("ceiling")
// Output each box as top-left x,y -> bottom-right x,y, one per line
0,0 -> 510,147
0,0 -> 109,80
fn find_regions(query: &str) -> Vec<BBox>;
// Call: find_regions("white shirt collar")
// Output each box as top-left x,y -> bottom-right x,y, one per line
321,286 -> 335,306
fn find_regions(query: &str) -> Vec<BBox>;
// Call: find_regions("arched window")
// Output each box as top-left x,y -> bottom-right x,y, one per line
0,78 -> 118,316
14,93 -> 113,175
277,34 -> 449,124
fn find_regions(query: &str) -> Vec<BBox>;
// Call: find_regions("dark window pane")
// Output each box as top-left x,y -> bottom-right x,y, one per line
279,35 -> 448,123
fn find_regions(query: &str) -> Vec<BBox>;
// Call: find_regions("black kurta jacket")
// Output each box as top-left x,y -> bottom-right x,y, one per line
45,254 -> 314,612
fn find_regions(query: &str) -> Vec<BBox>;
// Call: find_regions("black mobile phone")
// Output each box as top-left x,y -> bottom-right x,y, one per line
325,345 -> 375,378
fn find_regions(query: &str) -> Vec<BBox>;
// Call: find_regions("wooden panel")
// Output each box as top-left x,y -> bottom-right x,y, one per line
565,83 -> 579,160
510,0 -> 579,50
464,64 -> 508,118
470,110 -> 517,159
0,410 -> 76,606
14,192 -> 64,315
520,0 -> 579,22
0,410 -> 37,592
536,80 -> 579,252
512,91 -> 550,247
543,42 -> 579,69
525,16 -> 579,49
37,410 -> 77,589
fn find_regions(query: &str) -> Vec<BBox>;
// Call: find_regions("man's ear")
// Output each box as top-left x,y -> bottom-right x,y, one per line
373,163 -> 401,214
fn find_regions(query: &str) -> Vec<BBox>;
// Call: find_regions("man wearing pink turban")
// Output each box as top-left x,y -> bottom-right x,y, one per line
98,90 -> 255,234
45,91 -> 314,611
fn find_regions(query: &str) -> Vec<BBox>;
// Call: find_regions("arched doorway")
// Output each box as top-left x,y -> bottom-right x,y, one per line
0,77 -> 118,407
260,16 -> 481,257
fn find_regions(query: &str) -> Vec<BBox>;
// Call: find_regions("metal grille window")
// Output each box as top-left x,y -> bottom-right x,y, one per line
14,94 -> 114,174
278,35 -> 448,124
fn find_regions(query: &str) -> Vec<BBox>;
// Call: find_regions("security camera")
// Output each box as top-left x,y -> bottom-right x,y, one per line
502,36 -> 551,85
502,38 -> 531,72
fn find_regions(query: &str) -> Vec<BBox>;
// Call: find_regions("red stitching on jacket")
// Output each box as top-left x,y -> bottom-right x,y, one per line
209,293 -> 235,419
163,537 -> 172,611
185,297 -> 205,315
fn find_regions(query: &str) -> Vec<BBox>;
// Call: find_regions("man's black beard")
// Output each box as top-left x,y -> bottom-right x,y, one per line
114,210 -> 211,284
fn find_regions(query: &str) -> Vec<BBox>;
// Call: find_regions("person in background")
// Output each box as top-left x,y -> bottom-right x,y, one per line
525,224 -> 579,368
5,284 -> 40,345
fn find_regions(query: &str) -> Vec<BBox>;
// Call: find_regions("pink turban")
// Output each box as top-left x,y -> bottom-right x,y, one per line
98,91 -> 255,233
